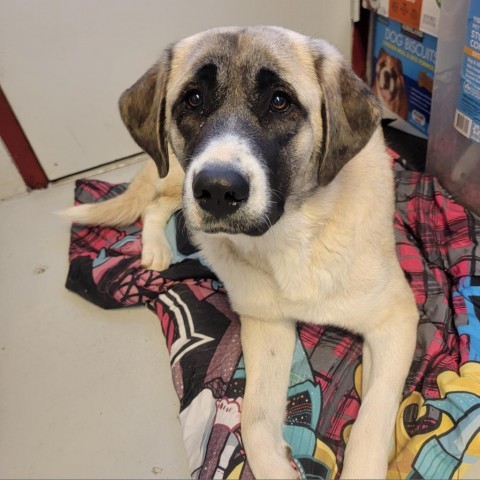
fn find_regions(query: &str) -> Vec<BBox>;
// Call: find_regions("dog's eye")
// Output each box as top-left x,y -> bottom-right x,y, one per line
270,92 -> 291,113
185,90 -> 203,109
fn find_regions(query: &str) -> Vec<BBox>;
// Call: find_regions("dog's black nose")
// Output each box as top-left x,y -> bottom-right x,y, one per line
193,166 -> 250,218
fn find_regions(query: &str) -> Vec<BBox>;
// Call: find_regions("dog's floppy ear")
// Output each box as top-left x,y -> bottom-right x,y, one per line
119,47 -> 173,178
312,41 -> 381,186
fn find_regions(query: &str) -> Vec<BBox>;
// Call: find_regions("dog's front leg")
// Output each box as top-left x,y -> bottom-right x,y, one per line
141,195 -> 181,271
340,312 -> 417,479
240,316 -> 299,480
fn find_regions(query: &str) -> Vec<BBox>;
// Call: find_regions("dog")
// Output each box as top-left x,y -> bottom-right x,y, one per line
64,26 -> 418,479
373,48 -> 409,120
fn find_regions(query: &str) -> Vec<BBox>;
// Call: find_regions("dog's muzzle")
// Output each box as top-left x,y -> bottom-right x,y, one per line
192,165 -> 250,219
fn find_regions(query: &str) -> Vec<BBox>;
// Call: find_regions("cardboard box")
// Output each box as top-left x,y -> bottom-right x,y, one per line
419,0 -> 441,36
389,0 -> 423,29
362,0 -> 441,36
372,14 -> 438,136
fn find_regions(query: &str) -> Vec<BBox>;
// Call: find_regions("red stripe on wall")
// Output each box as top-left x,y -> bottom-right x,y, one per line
0,86 -> 48,189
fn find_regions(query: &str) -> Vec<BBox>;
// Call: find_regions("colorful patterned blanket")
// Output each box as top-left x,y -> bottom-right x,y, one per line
66,160 -> 480,479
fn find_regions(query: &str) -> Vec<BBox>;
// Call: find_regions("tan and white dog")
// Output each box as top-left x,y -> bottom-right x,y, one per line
64,26 -> 418,479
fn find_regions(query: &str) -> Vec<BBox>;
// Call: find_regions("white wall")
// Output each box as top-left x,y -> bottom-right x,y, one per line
0,0 -> 353,180
0,139 -> 27,201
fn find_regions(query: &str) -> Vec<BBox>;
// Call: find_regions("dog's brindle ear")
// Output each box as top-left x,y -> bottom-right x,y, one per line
118,48 -> 173,178
314,47 -> 382,186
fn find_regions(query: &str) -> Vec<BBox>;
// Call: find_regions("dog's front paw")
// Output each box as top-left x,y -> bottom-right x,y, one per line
340,434 -> 387,479
340,461 -> 386,480
141,242 -> 172,271
248,453 -> 299,480
243,429 -> 299,479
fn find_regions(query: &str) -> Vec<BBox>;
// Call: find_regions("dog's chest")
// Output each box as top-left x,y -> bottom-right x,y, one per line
199,231 -> 350,325
197,209 -> 391,332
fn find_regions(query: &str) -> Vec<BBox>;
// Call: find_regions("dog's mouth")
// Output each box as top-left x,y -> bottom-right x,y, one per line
187,201 -> 285,237
380,84 -> 399,103
380,87 -> 393,102
187,204 -> 285,236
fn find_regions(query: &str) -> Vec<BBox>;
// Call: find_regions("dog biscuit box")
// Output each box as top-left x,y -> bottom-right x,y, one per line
362,0 -> 441,36
419,0 -> 441,37
372,14 -> 438,136
389,0 -> 423,29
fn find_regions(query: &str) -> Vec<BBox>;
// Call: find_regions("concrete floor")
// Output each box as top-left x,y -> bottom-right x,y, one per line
0,158 -> 190,479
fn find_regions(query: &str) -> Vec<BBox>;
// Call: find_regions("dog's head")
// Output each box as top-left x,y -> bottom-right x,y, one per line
375,48 -> 404,104
119,26 -> 381,236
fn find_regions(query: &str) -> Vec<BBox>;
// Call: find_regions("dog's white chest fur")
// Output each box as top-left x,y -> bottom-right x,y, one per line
201,224 -> 318,314
198,226 -> 373,334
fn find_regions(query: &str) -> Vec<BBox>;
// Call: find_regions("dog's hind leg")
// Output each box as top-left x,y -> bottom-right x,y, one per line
240,316 -> 299,480
340,302 -> 417,479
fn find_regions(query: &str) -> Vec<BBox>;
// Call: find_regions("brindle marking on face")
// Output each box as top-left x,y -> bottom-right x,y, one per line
313,57 -> 381,186
172,63 -> 222,153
